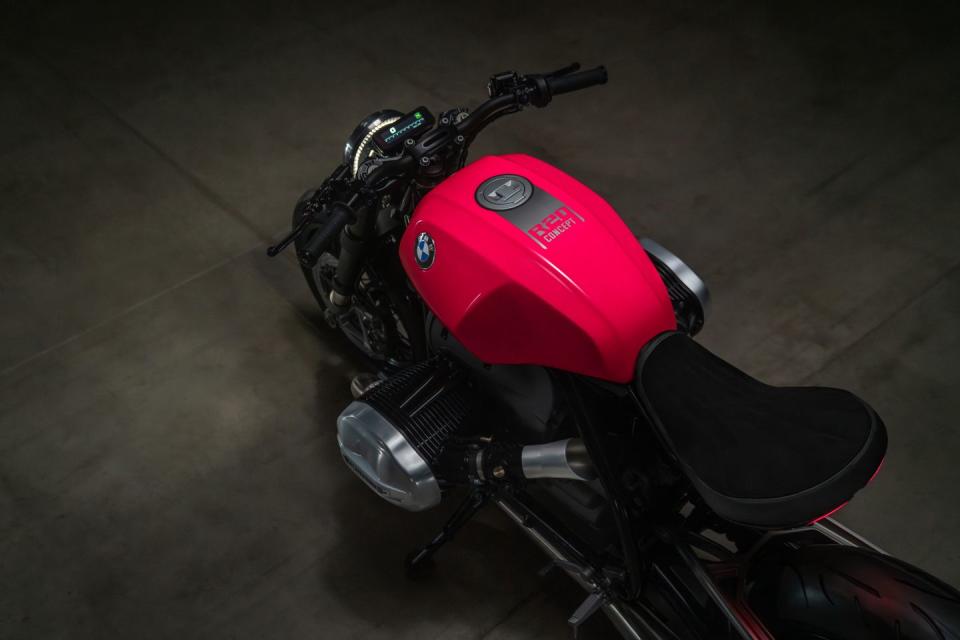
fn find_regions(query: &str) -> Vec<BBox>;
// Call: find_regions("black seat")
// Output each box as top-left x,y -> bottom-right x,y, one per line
635,333 -> 886,528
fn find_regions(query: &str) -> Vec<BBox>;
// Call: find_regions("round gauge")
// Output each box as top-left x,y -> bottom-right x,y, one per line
343,110 -> 403,178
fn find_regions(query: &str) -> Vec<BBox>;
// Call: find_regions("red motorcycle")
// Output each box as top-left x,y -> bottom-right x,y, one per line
268,63 -> 960,639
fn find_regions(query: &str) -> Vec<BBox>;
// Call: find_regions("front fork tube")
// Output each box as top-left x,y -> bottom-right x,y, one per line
330,203 -> 377,310
329,201 -> 429,360
330,222 -> 369,306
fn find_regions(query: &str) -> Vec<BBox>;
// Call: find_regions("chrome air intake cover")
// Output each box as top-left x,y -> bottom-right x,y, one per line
641,238 -> 711,336
336,358 -> 471,511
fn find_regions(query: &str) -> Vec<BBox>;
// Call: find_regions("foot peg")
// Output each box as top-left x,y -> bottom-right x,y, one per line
538,559 -> 604,637
569,592 -> 605,638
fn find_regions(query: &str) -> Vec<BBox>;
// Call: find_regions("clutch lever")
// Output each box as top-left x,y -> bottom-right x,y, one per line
266,214 -> 310,257
267,192 -> 328,257
268,164 -> 353,257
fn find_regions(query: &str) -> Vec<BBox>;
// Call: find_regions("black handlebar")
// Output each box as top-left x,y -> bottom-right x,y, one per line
545,65 -> 607,97
455,94 -> 516,138
457,63 -> 608,141
298,203 -> 354,267
269,62 -> 608,265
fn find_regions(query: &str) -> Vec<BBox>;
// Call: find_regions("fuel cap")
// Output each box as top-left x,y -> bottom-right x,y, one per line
476,175 -> 533,211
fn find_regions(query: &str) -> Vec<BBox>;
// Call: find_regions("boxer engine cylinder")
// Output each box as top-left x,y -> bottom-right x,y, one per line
336,358 -> 595,511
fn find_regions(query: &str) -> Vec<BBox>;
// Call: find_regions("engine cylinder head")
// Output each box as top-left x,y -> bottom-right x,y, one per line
337,358 -> 471,511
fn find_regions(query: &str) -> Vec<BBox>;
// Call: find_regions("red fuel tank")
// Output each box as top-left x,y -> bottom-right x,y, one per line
400,154 -> 676,383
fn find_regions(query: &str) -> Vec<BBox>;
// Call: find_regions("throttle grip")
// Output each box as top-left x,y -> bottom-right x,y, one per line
298,203 -> 354,267
545,65 -> 608,97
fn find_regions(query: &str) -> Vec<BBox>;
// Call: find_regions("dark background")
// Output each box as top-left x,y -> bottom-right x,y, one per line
1,2 -> 959,638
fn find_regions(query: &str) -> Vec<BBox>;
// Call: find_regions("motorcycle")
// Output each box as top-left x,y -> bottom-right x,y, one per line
267,63 -> 960,639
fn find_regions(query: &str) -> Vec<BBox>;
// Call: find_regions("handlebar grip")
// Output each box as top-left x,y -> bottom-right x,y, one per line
298,203 -> 354,267
545,65 -> 608,97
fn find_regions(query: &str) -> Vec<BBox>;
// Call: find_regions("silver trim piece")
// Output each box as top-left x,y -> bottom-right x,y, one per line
474,450 -> 486,481
349,374 -> 382,400
640,238 -> 711,320
329,289 -> 350,308
336,401 -> 441,511
521,438 -> 597,481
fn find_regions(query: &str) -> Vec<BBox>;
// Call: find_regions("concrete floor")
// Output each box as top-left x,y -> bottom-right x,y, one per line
1,2 -> 959,638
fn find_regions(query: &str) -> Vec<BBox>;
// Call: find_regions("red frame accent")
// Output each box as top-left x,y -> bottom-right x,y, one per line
809,500 -> 850,525
808,456 -> 885,525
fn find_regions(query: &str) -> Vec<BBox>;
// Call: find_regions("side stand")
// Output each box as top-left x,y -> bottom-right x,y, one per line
405,489 -> 490,577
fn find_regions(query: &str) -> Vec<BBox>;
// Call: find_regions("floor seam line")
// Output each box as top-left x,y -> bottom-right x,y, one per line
474,588 -> 546,640
0,48 -> 296,379
25,48 -> 275,246
800,258 -> 960,384
0,249 -> 251,378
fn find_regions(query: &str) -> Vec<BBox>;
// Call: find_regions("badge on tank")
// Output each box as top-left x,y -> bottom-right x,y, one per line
415,231 -> 435,269
475,174 -> 585,249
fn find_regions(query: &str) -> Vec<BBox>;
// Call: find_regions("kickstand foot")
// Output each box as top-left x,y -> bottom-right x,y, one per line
405,490 -> 489,578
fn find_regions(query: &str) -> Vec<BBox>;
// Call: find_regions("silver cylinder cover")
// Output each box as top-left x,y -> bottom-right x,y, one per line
640,238 -> 711,319
336,401 -> 441,511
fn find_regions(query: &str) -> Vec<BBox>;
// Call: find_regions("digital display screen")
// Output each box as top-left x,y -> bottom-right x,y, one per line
373,106 -> 435,152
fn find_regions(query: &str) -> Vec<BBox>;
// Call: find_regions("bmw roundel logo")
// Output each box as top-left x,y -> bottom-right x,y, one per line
414,231 -> 435,269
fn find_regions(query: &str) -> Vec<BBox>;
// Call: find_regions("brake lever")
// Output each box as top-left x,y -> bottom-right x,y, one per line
487,62 -> 583,109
